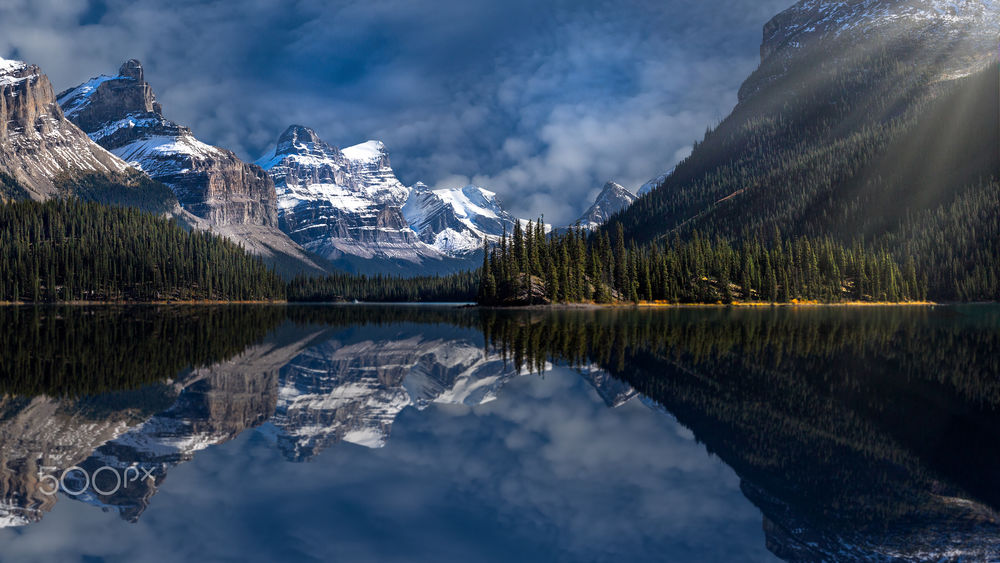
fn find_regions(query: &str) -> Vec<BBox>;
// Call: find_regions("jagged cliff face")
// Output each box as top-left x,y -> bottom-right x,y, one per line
575,181 -> 636,230
257,125 -> 538,271
743,0 -> 1000,100
59,60 -> 277,227
0,58 -> 129,199
258,125 -> 459,271
402,183 -> 524,253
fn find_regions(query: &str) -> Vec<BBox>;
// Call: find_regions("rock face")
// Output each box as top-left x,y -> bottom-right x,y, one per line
59,60 -> 276,227
257,126 -> 437,267
0,57 -> 129,199
575,181 -> 636,230
743,0 -> 1000,100
58,60 -> 326,276
402,182 -> 524,253
258,125 -> 531,273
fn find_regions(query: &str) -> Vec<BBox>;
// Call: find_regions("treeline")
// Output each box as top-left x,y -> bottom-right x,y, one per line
479,220 -> 920,305
0,199 -> 285,302
287,270 -> 478,302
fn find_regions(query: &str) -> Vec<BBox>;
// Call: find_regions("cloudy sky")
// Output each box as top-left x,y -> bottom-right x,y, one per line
0,0 -> 793,224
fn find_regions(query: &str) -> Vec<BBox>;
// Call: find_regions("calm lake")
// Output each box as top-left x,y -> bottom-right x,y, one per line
0,304 -> 998,562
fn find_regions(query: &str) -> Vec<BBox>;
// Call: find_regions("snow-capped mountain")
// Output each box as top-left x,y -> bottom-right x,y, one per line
59,60 -> 276,227
402,182 -> 523,253
0,56 -> 130,199
256,125 -> 435,269
574,181 -> 636,230
257,125 -> 530,273
58,60 -> 324,276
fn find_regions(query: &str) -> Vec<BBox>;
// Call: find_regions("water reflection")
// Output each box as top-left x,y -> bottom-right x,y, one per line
0,305 -> 998,561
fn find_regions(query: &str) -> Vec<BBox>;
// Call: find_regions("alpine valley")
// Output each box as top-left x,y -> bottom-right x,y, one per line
1,56 -> 640,279
1,0 -> 999,296
4,1 -> 1000,562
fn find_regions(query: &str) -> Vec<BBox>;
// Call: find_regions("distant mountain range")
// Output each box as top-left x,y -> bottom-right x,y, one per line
0,56 -> 651,277
6,0 -> 994,288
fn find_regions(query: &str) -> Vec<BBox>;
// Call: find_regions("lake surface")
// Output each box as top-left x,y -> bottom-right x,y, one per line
0,304 -> 998,562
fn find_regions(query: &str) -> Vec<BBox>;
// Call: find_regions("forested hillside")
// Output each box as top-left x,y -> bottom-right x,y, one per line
607,34 -> 1000,301
479,221 -> 917,305
0,199 -> 285,302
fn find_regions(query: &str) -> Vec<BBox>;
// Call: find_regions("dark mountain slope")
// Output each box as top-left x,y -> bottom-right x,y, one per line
608,2 -> 1000,299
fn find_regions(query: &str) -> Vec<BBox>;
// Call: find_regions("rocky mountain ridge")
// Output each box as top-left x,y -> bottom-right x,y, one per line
57,60 -> 326,276
59,60 -> 278,228
575,181 -> 637,230
257,125 -> 533,273
0,56 -> 131,200
742,0 -> 1000,100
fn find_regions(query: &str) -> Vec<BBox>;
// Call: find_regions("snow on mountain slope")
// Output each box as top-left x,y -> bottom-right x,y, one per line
257,125 -> 438,269
0,58 -> 25,76
58,60 -> 275,227
402,183 -> 526,253
258,125 -> 538,271
341,140 -> 385,162
575,181 -> 637,230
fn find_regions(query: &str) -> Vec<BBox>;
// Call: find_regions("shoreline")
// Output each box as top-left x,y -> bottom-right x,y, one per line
478,300 -> 944,310
0,300 -> 982,308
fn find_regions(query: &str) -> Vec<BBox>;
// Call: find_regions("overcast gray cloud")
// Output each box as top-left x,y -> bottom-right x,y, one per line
0,0 -> 793,223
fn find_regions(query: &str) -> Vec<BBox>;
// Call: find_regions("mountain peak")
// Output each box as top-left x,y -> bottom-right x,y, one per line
57,58 -> 162,128
1,57 -> 130,199
118,59 -> 144,82
752,0 -> 1000,93
600,181 -> 629,196
277,125 -> 323,147
576,181 -> 636,229
259,125 -> 342,169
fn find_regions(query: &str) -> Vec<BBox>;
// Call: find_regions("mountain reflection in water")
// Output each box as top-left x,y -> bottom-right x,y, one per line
0,304 -> 998,562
